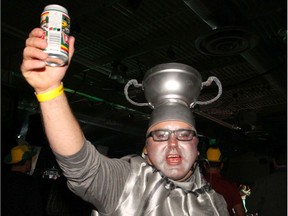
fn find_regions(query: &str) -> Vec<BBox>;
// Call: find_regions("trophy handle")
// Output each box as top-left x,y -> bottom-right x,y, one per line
190,76 -> 223,108
124,79 -> 150,107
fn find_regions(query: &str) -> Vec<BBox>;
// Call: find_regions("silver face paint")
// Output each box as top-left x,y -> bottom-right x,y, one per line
145,120 -> 199,181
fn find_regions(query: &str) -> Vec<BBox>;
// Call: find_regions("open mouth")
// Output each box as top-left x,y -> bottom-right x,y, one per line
166,154 -> 182,164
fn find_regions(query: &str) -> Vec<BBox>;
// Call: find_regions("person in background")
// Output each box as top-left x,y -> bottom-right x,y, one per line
3,143 -> 45,216
239,184 -> 251,213
203,147 -> 245,216
245,147 -> 287,216
20,27 -> 229,215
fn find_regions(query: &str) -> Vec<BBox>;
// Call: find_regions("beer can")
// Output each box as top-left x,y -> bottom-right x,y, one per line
40,5 -> 70,66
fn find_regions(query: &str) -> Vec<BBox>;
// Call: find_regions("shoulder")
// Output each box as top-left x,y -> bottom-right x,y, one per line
120,155 -> 147,169
121,154 -> 145,163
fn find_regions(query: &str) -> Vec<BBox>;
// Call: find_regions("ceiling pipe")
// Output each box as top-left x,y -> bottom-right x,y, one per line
183,0 -> 286,97
183,0 -> 237,29
194,110 -> 241,130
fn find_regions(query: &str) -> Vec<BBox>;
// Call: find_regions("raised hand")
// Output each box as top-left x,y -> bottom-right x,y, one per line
21,28 -> 75,94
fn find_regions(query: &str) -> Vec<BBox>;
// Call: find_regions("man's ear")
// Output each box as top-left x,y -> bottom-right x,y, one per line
141,141 -> 148,158
143,146 -> 148,155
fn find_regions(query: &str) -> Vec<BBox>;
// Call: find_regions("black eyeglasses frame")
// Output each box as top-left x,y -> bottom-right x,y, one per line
146,129 -> 197,142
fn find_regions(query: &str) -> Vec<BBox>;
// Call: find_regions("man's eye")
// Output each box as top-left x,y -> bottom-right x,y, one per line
155,131 -> 168,139
178,131 -> 190,138
157,133 -> 167,138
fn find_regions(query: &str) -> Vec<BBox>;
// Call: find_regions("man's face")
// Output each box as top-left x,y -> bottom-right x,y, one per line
144,120 -> 199,181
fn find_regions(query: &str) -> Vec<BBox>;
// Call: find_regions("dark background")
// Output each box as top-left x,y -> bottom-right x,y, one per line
1,0 -> 287,214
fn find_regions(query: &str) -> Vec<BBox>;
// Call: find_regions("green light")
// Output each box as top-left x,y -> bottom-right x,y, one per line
64,88 -> 104,102
64,88 -> 149,117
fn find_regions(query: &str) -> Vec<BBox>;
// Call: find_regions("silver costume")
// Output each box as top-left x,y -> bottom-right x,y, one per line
92,155 -> 228,216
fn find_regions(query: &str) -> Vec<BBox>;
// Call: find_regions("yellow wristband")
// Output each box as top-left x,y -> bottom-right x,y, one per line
35,83 -> 64,102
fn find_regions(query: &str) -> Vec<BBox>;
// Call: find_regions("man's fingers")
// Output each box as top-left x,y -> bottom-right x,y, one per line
68,36 -> 75,61
26,36 -> 47,50
21,59 -> 46,73
28,28 -> 44,38
23,46 -> 48,61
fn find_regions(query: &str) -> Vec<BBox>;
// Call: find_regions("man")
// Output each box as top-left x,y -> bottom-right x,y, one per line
245,148 -> 287,216
3,144 -> 44,216
21,28 -> 228,215
203,147 -> 245,216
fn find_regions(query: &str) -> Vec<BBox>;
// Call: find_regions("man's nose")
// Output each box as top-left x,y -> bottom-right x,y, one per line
167,133 -> 178,147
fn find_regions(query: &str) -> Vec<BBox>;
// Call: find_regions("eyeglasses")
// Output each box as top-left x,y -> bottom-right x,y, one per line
146,129 -> 197,142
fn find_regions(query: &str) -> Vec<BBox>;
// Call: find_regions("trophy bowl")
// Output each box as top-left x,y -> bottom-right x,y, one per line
142,63 -> 203,108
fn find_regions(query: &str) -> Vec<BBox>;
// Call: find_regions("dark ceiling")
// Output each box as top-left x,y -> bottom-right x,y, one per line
2,0 -> 287,157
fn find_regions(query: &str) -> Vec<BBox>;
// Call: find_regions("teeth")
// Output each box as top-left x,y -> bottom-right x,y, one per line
168,155 -> 179,158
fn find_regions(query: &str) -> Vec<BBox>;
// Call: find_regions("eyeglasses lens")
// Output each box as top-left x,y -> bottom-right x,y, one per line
149,129 -> 196,141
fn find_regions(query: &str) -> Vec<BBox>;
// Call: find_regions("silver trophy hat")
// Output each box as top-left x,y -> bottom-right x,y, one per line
142,63 -> 203,109
142,63 -> 201,131
147,101 -> 196,133
124,62 -> 222,132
